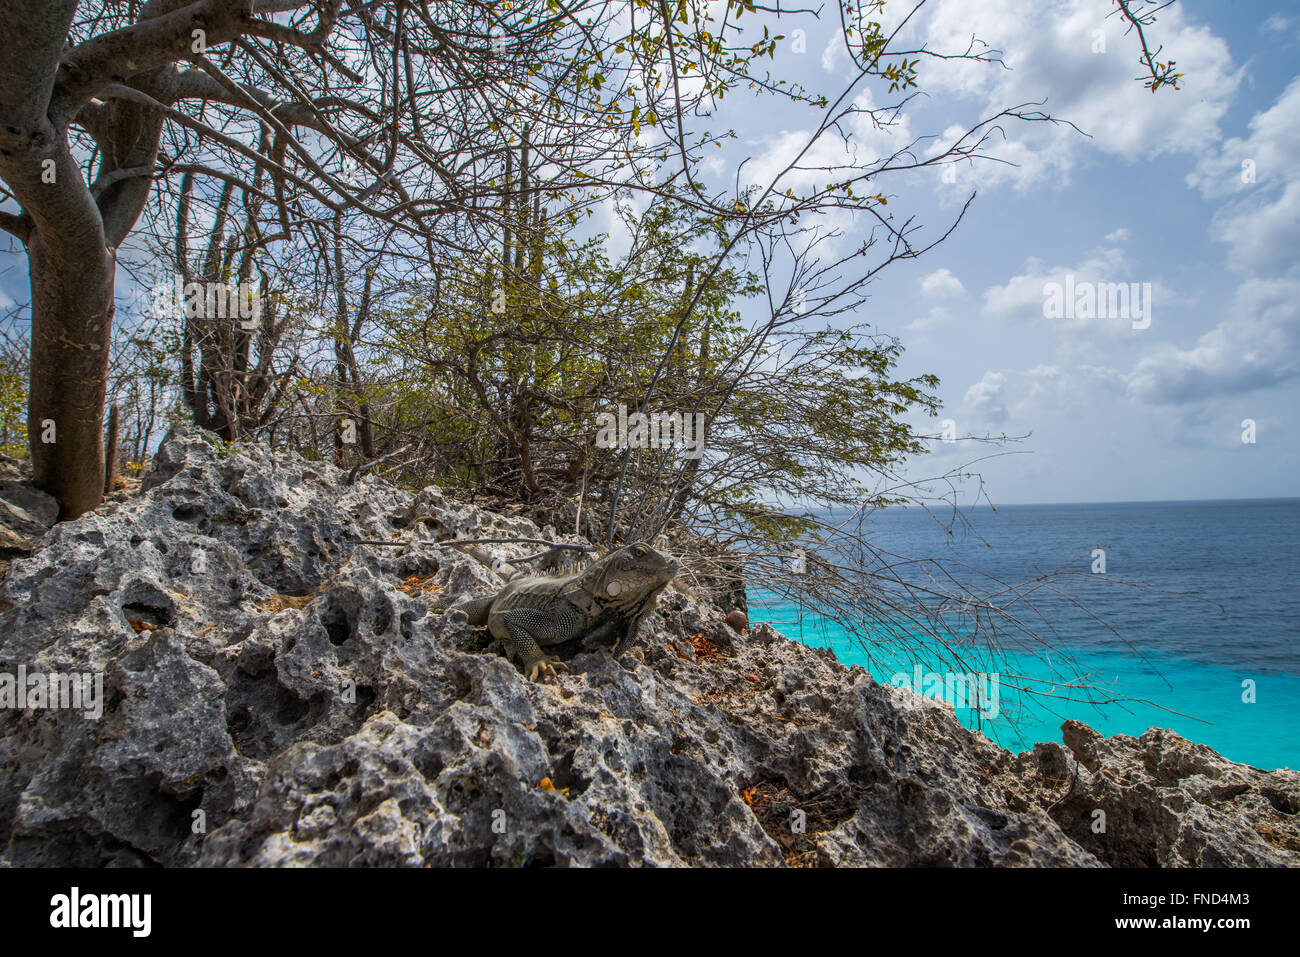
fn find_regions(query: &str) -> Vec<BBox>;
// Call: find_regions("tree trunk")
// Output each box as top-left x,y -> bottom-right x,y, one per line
27,229 -> 115,519
103,403 -> 121,496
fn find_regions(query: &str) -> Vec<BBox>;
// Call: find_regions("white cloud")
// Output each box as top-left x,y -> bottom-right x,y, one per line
1212,179 -> 1300,275
950,363 -> 1129,435
964,370 -> 1008,423
919,267 -> 965,299
744,89 -> 915,193
927,122 -> 1068,196
893,0 -> 1240,191
1187,77 -> 1300,199
905,304 -> 951,335
1186,78 -> 1300,275
1125,278 -> 1300,404
980,245 -> 1173,337
820,32 -> 844,74
1104,227 -> 1129,243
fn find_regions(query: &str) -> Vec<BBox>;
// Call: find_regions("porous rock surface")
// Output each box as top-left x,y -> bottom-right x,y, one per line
0,451 -> 59,583
993,721 -> 1299,866
0,429 -> 1295,867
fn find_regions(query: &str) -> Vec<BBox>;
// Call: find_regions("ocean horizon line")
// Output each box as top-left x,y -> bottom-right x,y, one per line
761,495 -> 1300,512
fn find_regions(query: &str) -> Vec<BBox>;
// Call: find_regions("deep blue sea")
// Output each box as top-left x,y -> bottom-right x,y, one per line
748,499 -> 1300,770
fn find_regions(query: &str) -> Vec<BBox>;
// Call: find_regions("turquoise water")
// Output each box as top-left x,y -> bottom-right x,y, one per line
748,499 -> 1300,770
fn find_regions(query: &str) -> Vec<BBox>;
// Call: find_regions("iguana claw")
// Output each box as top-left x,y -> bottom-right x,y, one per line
525,656 -> 569,682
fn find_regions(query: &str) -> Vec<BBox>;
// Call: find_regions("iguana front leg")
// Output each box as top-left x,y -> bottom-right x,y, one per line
501,608 -> 578,681
611,585 -> 667,659
610,613 -> 643,659
611,604 -> 651,657
580,617 -> 622,651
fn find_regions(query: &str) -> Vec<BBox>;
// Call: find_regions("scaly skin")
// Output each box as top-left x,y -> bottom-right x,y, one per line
459,543 -> 679,681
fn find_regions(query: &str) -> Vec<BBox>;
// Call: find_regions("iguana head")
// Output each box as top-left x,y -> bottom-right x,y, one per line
580,542 -> 679,609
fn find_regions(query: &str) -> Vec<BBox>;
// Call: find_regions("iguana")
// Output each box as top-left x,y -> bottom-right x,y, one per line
455,543 -> 679,681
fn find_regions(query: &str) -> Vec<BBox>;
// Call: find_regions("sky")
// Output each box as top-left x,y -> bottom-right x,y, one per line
675,0 -> 1300,506
2,0 -> 1297,507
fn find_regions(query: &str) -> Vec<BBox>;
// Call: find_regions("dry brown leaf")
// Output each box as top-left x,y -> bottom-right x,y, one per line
259,593 -> 314,613
398,574 -> 443,596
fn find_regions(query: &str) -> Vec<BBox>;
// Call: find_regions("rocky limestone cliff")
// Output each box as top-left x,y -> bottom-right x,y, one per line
0,429 -> 1295,867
